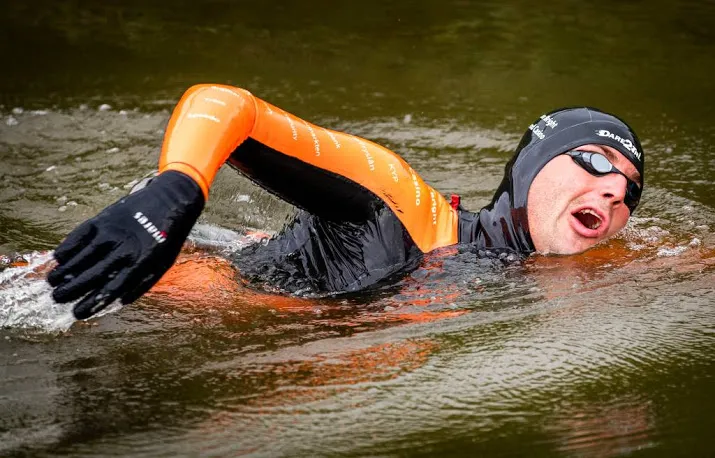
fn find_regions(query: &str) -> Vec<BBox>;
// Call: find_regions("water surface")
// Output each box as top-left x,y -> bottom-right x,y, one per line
1,1 -> 714,456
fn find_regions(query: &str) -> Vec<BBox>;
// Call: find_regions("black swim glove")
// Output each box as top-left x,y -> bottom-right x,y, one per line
47,171 -> 205,319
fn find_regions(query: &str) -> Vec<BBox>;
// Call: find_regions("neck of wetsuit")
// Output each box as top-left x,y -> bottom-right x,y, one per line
457,191 -> 534,254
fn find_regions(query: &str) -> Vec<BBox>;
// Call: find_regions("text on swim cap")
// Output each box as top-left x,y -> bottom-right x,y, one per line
596,130 -> 642,161
528,123 -> 546,140
539,114 -> 559,129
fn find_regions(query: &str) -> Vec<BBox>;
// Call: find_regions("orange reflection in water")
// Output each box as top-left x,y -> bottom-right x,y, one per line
151,254 -> 445,422
525,238 -> 715,300
149,237 -> 715,324
149,252 -> 320,311
148,251 -> 468,325
254,339 -> 439,407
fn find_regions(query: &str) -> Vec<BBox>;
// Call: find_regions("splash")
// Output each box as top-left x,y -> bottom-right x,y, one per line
187,223 -> 271,255
0,252 -> 75,332
0,224 -> 267,332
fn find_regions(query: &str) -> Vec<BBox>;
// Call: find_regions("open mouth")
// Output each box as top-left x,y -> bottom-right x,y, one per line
573,208 -> 602,230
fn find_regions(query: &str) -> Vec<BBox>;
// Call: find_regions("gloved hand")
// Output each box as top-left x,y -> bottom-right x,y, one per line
47,171 -> 205,319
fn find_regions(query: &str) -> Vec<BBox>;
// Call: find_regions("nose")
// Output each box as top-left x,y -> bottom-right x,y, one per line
599,172 -> 628,206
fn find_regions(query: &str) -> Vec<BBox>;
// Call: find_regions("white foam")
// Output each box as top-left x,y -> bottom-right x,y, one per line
188,223 -> 272,254
233,194 -> 252,203
656,246 -> 688,257
0,252 -> 75,332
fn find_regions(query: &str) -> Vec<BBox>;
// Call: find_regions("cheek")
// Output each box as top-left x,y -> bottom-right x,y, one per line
533,178 -> 576,218
529,166 -> 576,210
609,208 -> 631,235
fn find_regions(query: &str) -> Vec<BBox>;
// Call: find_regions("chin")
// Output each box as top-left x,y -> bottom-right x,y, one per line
541,236 -> 598,256
538,247 -> 581,256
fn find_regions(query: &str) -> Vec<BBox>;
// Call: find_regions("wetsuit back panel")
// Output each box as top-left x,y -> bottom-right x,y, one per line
234,207 -> 422,294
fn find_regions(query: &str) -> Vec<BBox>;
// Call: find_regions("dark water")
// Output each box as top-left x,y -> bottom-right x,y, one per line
1,1 -> 714,456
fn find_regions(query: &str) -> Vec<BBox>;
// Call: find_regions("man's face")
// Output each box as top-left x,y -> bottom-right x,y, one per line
527,144 -> 642,255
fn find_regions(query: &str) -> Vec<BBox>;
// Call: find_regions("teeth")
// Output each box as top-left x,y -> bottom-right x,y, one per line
578,209 -> 602,230
579,208 -> 599,217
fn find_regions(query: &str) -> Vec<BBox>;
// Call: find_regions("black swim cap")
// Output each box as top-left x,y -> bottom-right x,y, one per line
506,107 -> 645,210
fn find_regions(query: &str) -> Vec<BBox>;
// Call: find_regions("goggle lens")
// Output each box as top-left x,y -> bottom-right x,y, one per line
589,153 -> 613,174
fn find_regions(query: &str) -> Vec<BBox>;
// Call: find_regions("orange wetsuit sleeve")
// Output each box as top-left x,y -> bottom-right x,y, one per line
160,84 -> 257,196
159,84 -> 458,253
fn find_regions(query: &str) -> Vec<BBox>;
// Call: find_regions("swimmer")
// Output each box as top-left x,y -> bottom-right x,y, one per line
47,84 -> 644,319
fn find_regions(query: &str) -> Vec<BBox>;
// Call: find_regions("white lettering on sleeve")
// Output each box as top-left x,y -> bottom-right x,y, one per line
430,190 -> 437,225
410,169 -> 421,206
323,129 -> 341,149
188,113 -> 221,123
204,97 -> 227,106
210,86 -> 242,98
284,114 -> 298,140
302,121 -> 321,156
353,138 -> 375,171
388,163 -> 399,182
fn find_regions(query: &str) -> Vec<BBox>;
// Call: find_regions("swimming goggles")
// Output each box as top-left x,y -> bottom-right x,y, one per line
566,150 -> 641,213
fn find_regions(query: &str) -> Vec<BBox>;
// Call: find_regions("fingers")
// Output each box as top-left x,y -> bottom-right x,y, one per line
72,267 -> 137,320
120,272 -> 160,305
47,239 -> 112,288
120,252 -> 181,305
53,222 -> 97,264
73,262 -> 170,320
51,250 -> 131,303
